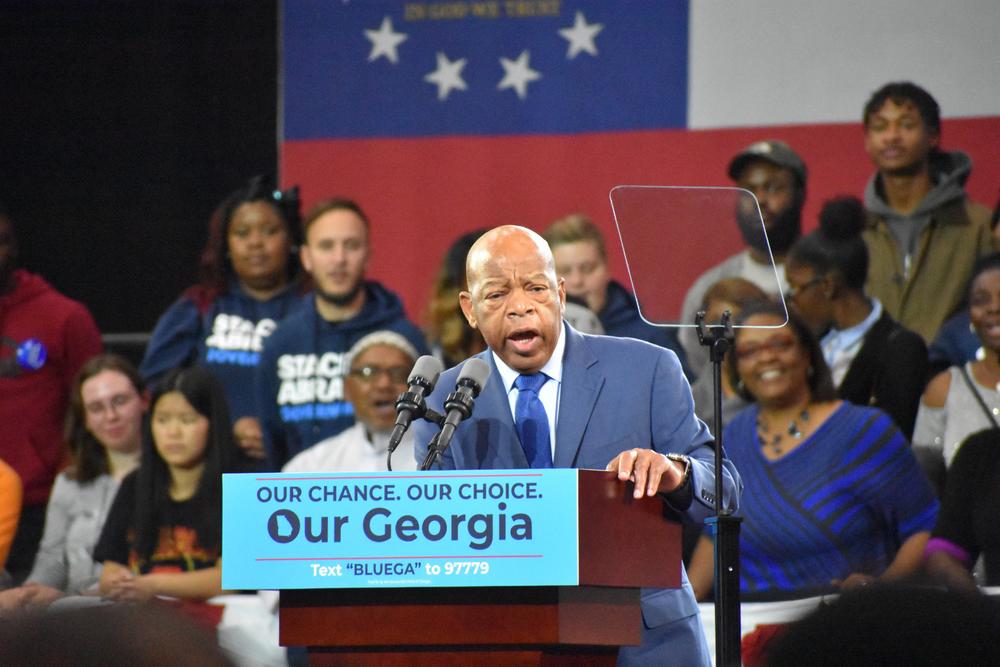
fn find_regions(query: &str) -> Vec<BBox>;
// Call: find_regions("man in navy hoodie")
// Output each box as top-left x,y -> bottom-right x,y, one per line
255,198 -> 428,469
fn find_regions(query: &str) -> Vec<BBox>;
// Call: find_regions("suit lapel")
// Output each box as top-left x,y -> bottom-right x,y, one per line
554,327 -> 603,468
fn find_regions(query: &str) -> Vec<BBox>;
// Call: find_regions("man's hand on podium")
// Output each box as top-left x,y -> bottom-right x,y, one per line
606,448 -> 690,499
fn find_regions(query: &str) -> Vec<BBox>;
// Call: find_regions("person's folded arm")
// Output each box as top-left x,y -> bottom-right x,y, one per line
104,561 -> 226,602
138,563 -> 225,600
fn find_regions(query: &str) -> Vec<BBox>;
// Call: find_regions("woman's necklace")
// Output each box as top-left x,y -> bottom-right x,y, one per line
756,407 -> 810,456
970,360 -> 1000,415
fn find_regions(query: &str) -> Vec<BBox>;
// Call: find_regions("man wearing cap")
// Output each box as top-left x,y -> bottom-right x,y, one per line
678,140 -> 808,367
282,331 -> 419,473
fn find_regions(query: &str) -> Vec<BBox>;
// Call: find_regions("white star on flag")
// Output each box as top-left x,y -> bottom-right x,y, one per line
497,50 -> 541,100
424,52 -> 468,101
558,11 -> 604,59
364,16 -> 408,64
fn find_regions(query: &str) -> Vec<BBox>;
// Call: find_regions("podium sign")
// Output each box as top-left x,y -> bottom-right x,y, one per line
222,469 -> 580,590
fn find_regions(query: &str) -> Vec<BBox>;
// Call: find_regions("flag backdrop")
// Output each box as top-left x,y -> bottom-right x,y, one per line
281,0 -> 1000,323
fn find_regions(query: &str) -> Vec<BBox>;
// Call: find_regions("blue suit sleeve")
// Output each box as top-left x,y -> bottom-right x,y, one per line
649,348 -> 742,522
140,297 -> 202,386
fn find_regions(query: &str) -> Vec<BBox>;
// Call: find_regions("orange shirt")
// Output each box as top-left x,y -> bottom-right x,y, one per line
0,458 -> 23,569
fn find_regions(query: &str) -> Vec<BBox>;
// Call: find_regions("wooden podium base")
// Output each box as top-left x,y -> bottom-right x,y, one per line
305,646 -> 617,666
281,586 -> 639,666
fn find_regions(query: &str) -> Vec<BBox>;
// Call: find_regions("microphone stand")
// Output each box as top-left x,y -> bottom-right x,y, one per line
419,386 -> 476,471
418,433 -> 442,471
400,411 -> 445,471
386,400 -> 445,471
696,310 -> 742,667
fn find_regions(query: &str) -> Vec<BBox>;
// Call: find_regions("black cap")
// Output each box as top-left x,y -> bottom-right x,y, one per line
728,140 -> 807,186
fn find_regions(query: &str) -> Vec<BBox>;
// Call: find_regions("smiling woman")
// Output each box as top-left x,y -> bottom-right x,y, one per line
139,176 -> 304,463
687,300 -> 938,602
913,253 -> 1000,478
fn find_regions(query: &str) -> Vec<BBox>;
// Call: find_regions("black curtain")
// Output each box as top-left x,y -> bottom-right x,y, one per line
0,0 -> 278,339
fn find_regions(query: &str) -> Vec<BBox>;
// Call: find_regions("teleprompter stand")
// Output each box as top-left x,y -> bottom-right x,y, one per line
278,470 -> 683,666
696,310 -> 743,667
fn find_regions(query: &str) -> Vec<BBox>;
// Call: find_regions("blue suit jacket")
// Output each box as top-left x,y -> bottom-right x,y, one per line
413,325 -> 742,664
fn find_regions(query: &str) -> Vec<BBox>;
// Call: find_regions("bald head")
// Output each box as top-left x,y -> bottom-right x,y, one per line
465,225 -> 556,290
460,225 -> 565,374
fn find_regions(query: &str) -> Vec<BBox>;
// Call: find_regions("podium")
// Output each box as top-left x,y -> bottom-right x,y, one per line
276,470 -> 682,665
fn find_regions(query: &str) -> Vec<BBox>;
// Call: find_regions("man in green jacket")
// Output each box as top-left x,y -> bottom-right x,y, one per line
861,81 -> 993,344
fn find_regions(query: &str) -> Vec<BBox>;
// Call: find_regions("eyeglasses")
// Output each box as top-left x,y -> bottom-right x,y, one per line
786,276 -> 824,300
348,365 -> 410,384
734,336 -> 797,360
84,393 -> 138,418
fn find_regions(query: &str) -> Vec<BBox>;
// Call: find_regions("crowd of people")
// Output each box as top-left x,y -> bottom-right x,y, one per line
1,80 -> 998,664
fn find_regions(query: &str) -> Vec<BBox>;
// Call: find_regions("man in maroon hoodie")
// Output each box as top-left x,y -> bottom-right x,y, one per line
0,209 -> 102,583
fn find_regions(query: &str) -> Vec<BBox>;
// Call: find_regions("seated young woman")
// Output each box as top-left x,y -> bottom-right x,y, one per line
0,354 -> 145,613
93,365 -> 238,604
688,300 -> 938,601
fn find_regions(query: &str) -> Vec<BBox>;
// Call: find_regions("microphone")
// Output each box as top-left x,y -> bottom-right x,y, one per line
388,355 -> 445,455
423,358 -> 491,469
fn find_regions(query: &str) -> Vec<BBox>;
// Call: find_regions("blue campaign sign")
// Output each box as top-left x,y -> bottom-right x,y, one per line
222,470 -> 580,590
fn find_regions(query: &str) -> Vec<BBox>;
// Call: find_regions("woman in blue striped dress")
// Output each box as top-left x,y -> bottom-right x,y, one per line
688,300 -> 938,600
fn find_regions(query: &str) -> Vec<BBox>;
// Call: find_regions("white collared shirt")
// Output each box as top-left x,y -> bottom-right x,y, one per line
491,322 -> 565,460
821,298 -> 883,387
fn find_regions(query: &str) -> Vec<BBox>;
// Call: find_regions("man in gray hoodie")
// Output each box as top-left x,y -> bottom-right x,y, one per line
861,82 -> 993,344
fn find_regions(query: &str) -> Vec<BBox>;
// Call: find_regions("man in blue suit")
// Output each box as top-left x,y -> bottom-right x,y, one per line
413,226 -> 742,666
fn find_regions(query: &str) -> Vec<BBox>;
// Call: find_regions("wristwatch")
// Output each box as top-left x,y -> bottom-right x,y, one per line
665,453 -> 691,492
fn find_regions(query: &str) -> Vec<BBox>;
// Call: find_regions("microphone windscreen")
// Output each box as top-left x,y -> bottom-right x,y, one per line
457,358 -> 491,392
408,355 -> 445,388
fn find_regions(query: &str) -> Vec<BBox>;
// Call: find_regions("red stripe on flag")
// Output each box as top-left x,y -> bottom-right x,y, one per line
282,117 -> 1000,324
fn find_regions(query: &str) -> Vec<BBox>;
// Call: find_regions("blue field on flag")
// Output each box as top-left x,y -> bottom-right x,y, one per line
283,0 -> 688,139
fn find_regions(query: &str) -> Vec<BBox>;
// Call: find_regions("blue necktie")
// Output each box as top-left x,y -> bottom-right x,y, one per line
515,373 -> 553,469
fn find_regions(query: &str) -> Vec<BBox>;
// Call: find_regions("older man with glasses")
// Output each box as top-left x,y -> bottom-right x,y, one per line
282,331 -> 419,472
